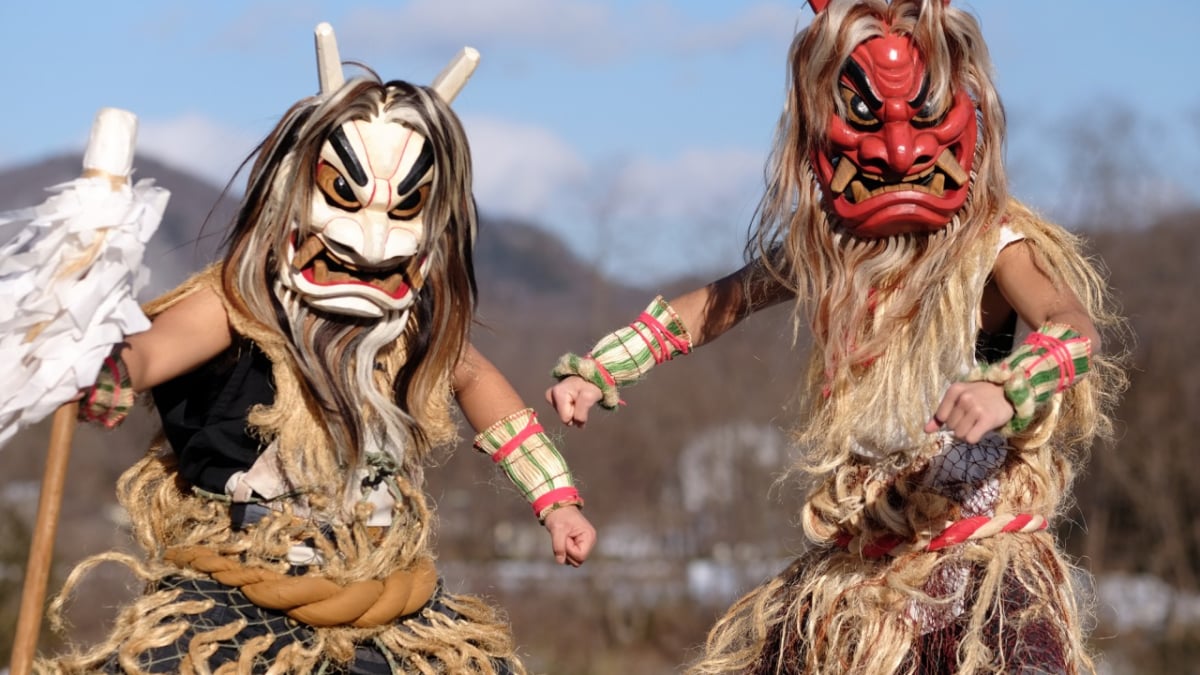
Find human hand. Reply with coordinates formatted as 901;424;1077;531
924;381;1013;443
545;376;603;428
542;506;596;567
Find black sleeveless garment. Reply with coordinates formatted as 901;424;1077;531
151;340;276;494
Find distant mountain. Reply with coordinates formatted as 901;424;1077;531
0;153;644;305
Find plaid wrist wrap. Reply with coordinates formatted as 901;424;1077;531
967;323;1091;434
79;349;135;428
551;295;693;410
473;408;582;521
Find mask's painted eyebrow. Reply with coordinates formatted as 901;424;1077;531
329;126;369;187
842;59;882;110
394;141;434;199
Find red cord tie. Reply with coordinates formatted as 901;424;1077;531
490;421;544;464
836;513;1048;558
531;487;582;518
630;311;690;365
1024;331;1084;392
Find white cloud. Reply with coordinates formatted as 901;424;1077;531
129;109;767;283
613;148;764;225
598;147;766;279
135;114;262;189
462;115;590;220
669;3;801;53
464;113;764;230
462;113;767;281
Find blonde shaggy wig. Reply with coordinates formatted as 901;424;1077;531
749;0;1010;468
691;1;1126;673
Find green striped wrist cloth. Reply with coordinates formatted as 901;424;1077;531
967;323;1091;434
551;296;693;410
79;348;135;429
473;408;583;521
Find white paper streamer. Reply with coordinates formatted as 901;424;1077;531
0;171;169;448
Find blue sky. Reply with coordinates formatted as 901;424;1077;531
3;1;1198;281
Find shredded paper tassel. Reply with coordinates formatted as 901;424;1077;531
0;109;169;448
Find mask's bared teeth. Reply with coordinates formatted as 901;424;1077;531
831;156;858;194
929;173;946;197
379;271;407;294
293;235;325;269
935;149;969;187
313;258;330;283
851;180;870;203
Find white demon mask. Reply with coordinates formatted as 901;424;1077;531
278;23;478;319
281;115;435;318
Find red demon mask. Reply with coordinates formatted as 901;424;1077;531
812;24;976;238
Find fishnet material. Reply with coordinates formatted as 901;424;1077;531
689;425;1093;675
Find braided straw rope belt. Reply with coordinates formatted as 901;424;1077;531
164;546;438;627
836;513;1048;559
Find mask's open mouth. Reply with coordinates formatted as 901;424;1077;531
830;148;969;205
291;234;416;299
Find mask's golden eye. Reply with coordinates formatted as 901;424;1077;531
390;183;430;220
840;85;879;129
316;162;361;211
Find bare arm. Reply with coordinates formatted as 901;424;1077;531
452;343;527;431
929;240;1099;442
120;287;233;392
454;343;596;566
666;259;794;348
992;240;1100;351
546;260;794;427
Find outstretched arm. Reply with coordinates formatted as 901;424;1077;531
455;345;596;566
79;286;232;427
547;260;793;427
120;286;233;392
991;240;1099;349
673;258;796;348
927;240;1098;442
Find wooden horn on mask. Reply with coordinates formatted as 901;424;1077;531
314;22;345;94
431;47;481;104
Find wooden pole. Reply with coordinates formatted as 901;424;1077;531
6;107;141;674
9;402;79;675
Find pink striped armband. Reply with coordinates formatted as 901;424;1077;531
473;408;584;521
966;323;1091;434
78;348;136;429
551;296;693;410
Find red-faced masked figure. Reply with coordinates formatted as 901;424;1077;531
813;28;977;237
684;1;1121;673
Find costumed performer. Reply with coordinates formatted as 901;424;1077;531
547;1;1123;673
43;23;594;675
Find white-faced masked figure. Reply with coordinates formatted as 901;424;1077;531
43;27;538;675
281;106;440;318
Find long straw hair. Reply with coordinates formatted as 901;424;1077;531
692;4;1126;670
220;73;477;477
748;0;1009;468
